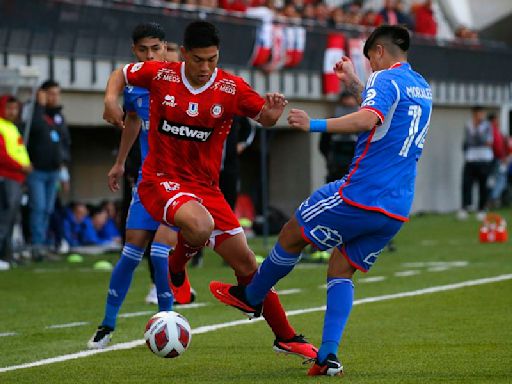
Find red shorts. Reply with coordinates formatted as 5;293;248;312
138;178;243;248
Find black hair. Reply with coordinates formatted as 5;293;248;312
6;95;18;103
472;106;484;113
132;22;166;44
363;24;410;59
183;21;220;50
40;79;59;90
487;112;496;120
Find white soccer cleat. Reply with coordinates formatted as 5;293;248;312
145;284;158;305
87;326;114;349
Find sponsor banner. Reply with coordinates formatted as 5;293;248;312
323;32;345;95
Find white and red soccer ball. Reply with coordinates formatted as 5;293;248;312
144;311;191;358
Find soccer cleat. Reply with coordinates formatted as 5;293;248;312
145;284;158;305
307;353;343;376
170;270;196;305
209;281;262;319
87;325;114;349
273;334;318;360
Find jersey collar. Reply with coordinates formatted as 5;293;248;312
389;61;410;69
181;62;218;95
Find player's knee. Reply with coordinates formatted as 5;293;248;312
278;218;308;253
183;215;214;244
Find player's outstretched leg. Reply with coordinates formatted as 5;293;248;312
87;243;144;349
211;230;317;359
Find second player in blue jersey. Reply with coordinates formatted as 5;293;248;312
210;25;433;376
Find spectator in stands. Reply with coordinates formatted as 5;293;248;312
343;2;362;26
319;92;358;182
361;9;380;27
455;25;479;43
315;2;330;27
376;0;413;29
26;80;71;261
301;2;316;22
219;0;249;12
281;1;301;20
488;113;510;208
413;0;437;36
330;7;345;28
458;106;494;220
0;95;31;268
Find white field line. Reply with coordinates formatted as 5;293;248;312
276;289;302;295
46;322;89;329
1;273;511;373
394;270;421;277
0;333;17;337
358;276;386;283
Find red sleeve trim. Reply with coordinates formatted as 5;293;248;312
360;106;384;124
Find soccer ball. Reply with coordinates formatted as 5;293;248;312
144;311;192;358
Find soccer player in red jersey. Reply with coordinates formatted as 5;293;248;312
102;21;317;359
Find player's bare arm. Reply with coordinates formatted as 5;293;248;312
103;67;127;129
107;112;142;192
256;93;288;127
288;108;379;134
334;57;364;104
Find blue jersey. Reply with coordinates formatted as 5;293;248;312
339;62;432;221
123;85;150;173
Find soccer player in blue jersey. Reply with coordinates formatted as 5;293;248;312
210;25;433;376
88;23;186;349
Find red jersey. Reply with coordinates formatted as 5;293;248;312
124;61;265;188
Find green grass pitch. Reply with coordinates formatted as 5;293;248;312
0;212;511;383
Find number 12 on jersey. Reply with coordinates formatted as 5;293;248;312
399;104;430;157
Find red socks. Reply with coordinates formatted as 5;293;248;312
236;272;295;340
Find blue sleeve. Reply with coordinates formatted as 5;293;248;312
81;218;104;245
98;219;120;242
63;218;79;247
123;87;135;112
360;71;399;124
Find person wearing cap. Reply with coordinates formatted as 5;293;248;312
209;25;433;376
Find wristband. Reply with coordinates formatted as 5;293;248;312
310;119;327;132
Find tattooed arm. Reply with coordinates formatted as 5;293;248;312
333;57;364;104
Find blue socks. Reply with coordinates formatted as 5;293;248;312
102;243;144;329
150;242;174;312
245;242;301;305
317;278;354;363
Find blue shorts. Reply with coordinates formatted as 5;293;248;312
296;180;403;272
126;184;160;231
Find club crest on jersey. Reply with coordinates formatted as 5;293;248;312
210;104;224;118
130;62;143;73
186;102;199;117
162;95;177;108
137;98;143;107
160;181;180;192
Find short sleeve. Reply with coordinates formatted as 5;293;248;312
360;70;398;124
123;61;163;90
233;77;265;119
123;87;135;112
